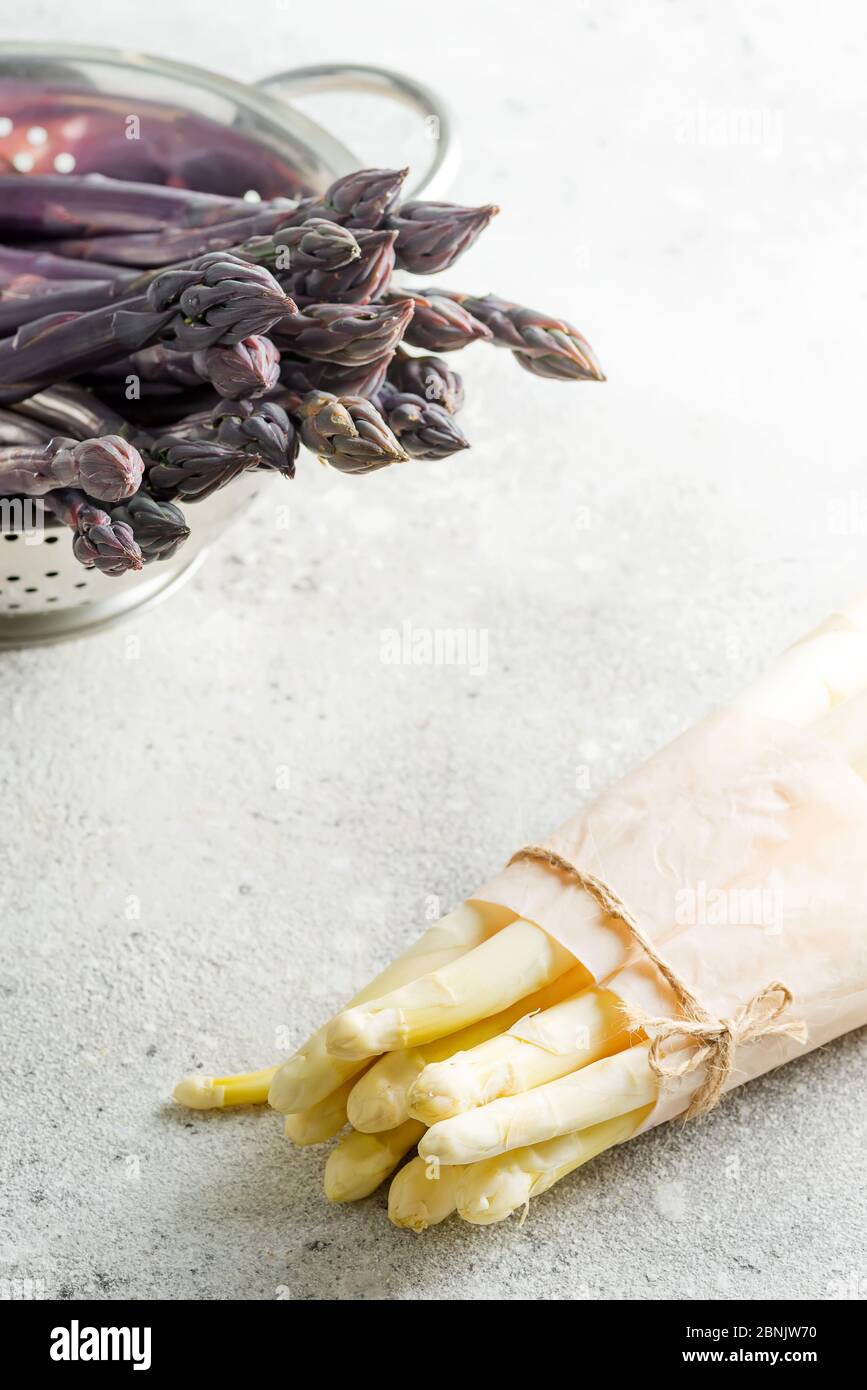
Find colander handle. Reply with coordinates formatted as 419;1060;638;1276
255;63;459;201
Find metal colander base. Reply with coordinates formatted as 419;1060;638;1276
0;475;266;649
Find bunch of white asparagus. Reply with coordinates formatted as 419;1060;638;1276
174;592;867;1228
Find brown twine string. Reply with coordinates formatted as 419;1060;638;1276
508;845;808;1119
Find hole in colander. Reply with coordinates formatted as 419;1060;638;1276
44;570;59;578
4;534;18;541
45;596;59;604
44;536;58;544
8;603;20;609
7;575;20;582
74;581;86;588
24;587;36;593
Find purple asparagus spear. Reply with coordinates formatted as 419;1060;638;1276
43;487;144;574
0;274;125;334
90;335;280;399
0;409;54;446
387;289;492;353
0;245;128;284
0;253;295;404
293;391;408;474
285;229;396;306
0;433;143;501
193;337;280;398
211;399;297;477
146;437;260;502
304;168;407;229
431;291;605;381
110;491;190;563
278;352;393;401
374;384;469;460
387;348;465;413
0;173;255;237
0;220;361;334
13;383;135;442
165;398;297;478
270;299;414;366
37;210;361;276
388;201;499;275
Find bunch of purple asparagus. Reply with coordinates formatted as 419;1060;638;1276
0;167;604;578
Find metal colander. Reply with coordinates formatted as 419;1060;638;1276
0;43;455;647
0;475;266;647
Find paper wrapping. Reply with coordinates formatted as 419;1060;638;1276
474;708;867;1131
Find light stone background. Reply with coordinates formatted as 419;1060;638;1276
1;0;865;1302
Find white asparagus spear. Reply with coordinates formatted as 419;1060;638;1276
173;1065;278;1109
348;1051;423;1135
404;690;867;1134
456;1106;652;1225
348;965;590;1133
326;918;579;1061
283;1076;358;1146
323;1120;425;1202
419;1043;656;1166
408;985;630;1125
412;691;867;1171
324;605;867;1080
733;590;867;725
269;900;514;1114
388;1156;465;1231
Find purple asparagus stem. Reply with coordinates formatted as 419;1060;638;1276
431;291;605;381
146;437;259;502
211;398;297;477
304;168;407;229
388;289;492;353
39;211;361;276
162;398;297;477
0;253;295;404
89;335;280;399
294;391;408;474
270;299;414;366
110;491;190;563
193;336;280;398
0;433;143;501
39;205;304;269
13;383;136;442
0;244;128;284
285;229;396;306
0;409;54;446
0;173;254;237
374;385;469;460
0;274;125;335
387;348;465;413
0;221;361;333
278;352;393;401
388;201;499;275
43;487;144;575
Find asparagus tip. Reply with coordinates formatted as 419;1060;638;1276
325;1006;405;1060
457;1167;531;1225
346;1088;404;1135
266;1061;305;1114
406;1060;477;1124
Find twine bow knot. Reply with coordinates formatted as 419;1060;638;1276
508;845;808;1119
628;980;808;1118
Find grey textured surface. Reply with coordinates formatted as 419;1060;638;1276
1;0;865;1302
